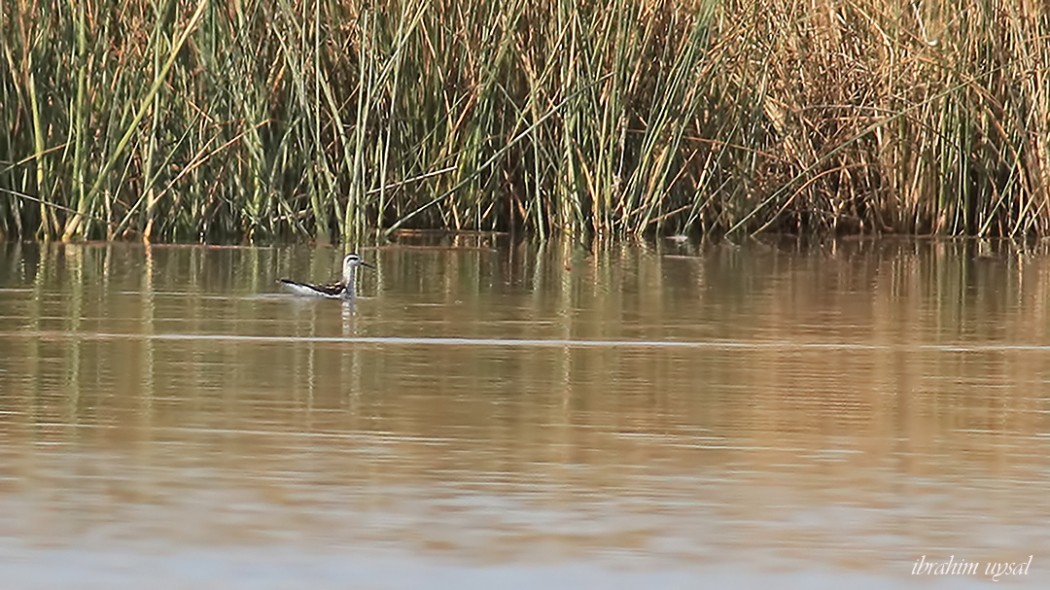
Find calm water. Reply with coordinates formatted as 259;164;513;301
0;238;1048;589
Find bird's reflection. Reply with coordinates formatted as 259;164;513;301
341;300;358;335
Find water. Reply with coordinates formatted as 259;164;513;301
0;238;1047;588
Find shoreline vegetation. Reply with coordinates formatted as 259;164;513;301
1;0;1048;243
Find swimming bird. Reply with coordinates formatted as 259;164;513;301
278;253;374;300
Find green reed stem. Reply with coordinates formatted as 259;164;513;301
68;0;207;241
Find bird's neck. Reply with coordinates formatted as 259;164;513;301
342;267;357;298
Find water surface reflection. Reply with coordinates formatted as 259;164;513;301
0;240;1047;588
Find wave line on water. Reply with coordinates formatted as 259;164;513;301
6;330;1050;352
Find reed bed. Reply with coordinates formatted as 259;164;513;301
1;0;1047;242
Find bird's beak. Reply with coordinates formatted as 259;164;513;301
361;260;375;269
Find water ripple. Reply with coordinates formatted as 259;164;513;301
5;330;1050;352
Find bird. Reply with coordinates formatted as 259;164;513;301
278;253;374;300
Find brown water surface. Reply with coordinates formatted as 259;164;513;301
0;239;1047;588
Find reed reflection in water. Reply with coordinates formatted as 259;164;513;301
0;239;1048;589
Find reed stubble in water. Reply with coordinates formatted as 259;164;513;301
1;0;1047;242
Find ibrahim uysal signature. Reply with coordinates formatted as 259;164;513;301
912;555;1033;582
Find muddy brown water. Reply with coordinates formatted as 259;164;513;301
0;239;1047;589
